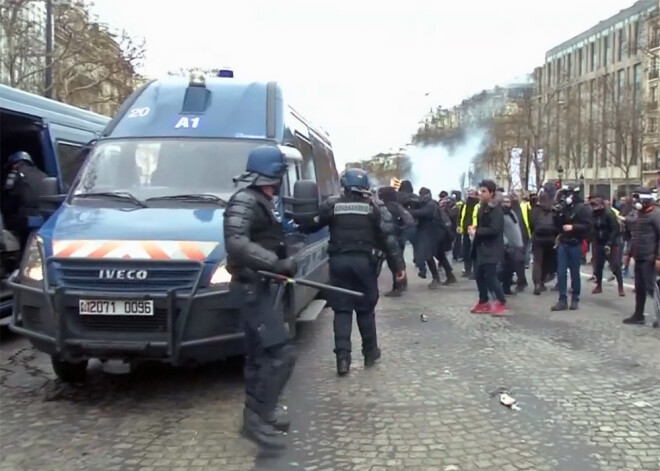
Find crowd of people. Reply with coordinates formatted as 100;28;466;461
376;178;660;328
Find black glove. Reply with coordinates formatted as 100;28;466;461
274;257;298;277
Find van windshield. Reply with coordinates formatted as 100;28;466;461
70;138;264;202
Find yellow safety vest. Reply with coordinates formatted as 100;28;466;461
458;202;480;233
472;203;480;226
520;201;532;238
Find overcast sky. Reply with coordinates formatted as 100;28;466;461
91;0;638;167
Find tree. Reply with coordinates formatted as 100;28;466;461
0;0;145;115
596;74;646;182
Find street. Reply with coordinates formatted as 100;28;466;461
1;263;659;471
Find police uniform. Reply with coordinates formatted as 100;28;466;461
223;145;298;450
306;169;404;375
2;151;49;246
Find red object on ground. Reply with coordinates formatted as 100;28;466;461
470;302;491;314
491;302;509;316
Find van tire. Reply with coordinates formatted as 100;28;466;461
51;355;88;383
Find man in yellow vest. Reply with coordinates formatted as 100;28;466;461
458;189;480;278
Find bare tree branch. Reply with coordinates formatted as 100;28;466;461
0;0;145;114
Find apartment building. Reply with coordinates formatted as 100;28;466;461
535;0;660;197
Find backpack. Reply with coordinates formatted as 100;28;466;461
534;210;555;236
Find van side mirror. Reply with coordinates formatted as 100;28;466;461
278;145;303;161
38;177;66;207
282;179;320;224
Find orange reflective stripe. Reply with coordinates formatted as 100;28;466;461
177;241;207;261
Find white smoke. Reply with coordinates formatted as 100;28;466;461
406;128;489;194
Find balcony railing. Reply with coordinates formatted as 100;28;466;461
650;69;660;80
642;161;659;172
647;101;659;111
651;37;660;49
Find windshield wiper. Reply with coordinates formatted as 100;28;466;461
73;191;148;208
146;194;227;206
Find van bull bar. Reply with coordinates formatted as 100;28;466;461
8;256;244;365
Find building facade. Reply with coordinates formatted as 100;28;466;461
535;0;660;197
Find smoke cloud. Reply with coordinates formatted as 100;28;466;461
407;128;488;194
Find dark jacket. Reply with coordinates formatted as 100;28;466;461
592;208;621;246
530;194;557;246
554;201;593;244
409;193;439;261
471;198;504;266
626;206;660;261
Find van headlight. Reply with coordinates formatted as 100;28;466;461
209;263;232;285
21;235;44;282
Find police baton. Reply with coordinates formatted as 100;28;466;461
258;271;364;298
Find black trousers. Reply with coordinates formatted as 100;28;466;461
462;235;473;273
452;233;462;260
634;259;656;317
532;242;556;285
476;263;506;304
592;241;623;289
329;253;379;355
436;247;453;276
238;281;297;420
500;249;526;292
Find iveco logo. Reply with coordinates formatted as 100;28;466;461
98;269;148;280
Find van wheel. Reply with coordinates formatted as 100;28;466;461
51;355;88;383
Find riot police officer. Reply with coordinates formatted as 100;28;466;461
303;169;404;376
2;151;49;247
224;145;298;450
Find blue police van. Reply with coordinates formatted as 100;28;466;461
8;71;340;381
1;84;110;323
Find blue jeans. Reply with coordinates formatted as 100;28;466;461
557;243;582;303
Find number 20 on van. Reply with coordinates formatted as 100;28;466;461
175;117;200;129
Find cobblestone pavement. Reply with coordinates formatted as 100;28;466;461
1;261;659;471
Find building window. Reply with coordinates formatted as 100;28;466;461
618;69;625;103
618;29;624;61
650;118;658;134
652;85;658;103
603;35;609;67
567;54;572;78
590;42;596;71
578;48;583;76
635;21;641;53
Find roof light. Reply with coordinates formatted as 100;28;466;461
218;68;233;78
189;70;205;86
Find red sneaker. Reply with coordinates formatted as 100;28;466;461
491;302;509;316
470;302;491;314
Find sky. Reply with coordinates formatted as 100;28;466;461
90;0;640;168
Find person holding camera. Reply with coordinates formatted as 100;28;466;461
623;188;660;325
551;185;593;311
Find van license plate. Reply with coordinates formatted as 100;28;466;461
79;299;154;316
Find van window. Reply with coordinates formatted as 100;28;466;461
295;135;316;182
56;141;84;187
311;135;338;197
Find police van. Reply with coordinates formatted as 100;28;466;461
1;85;110;323
8;71;340;381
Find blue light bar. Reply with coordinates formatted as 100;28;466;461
218;69;234;78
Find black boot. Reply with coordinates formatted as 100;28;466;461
364;347;381;367
336;353;350;376
533;284;542;295
265;405;290;432
384;282;403;297
443;272;457;285
428;278;441;290
569;299;579;310
551;301;568;311
242;408;287;450
623;314;645;325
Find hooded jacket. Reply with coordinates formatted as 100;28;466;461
471;193;504;265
